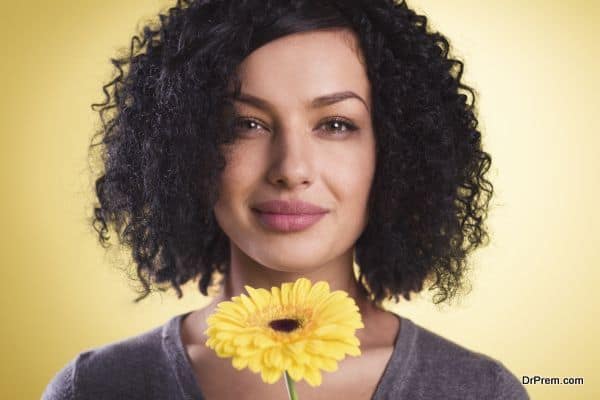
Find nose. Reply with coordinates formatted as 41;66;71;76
266;124;315;190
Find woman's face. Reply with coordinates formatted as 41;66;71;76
214;28;376;273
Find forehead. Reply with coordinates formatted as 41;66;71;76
235;28;371;108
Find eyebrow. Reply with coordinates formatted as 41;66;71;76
228;90;370;113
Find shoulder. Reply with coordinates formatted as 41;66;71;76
396;318;529;399
41;357;76;400
41;323;171;400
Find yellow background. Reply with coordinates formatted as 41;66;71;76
1;0;598;398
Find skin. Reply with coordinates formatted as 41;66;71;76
181;28;401;399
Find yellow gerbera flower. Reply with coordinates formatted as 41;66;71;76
204;277;364;387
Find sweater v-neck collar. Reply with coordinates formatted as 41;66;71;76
162;309;417;400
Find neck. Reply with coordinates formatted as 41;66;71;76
206;242;376;315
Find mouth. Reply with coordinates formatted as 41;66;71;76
251;209;328;233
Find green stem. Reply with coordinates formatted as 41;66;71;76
283;370;299;400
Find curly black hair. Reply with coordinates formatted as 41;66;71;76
89;0;493;307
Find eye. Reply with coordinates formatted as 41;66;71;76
319;117;359;135
231;116;359;136
232;117;267;133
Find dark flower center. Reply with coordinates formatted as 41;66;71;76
269;318;300;332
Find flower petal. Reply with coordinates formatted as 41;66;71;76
313;324;355;339
270;287;281;307
305;339;327;354
253;334;277;349
287;362;305;381
304;365;323;387
232;356;249;370
281;282;293;307
285;341;310;364
233;334;253;346
312;356;339;372
247;351;263;373
236;345;259;357
292;278;311;304
238;294;257;313
245;286;271;310
216;301;248;318
263;346;284;368
306;281;330;304
261;367;282;384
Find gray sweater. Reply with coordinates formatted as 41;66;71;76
41;311;529;399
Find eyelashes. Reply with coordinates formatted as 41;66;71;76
320;117;359;134
230;115;359;137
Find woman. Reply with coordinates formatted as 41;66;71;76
43;0;528;399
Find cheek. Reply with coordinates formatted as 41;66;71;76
214;145;270;237
214;154;256;238
330;135;375;187
325;143;376;213
336;165;374;209
217;145;264;200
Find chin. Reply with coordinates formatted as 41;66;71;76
252;249;329;272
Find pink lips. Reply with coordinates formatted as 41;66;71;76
252;199;329;232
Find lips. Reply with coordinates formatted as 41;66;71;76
252;199;329;215
251;199;329;232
